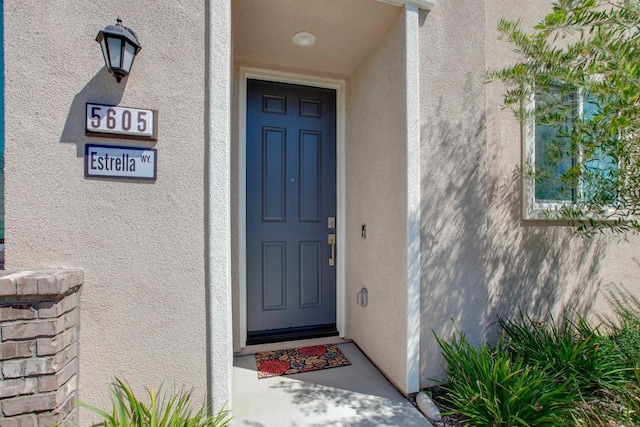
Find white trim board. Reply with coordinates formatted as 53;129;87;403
238;67;347;348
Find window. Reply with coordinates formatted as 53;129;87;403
523;86;617;219
533;89;577;203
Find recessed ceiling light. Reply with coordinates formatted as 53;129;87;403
292;32;316;47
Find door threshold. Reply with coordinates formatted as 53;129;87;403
247;323;338;346
236;337;351;356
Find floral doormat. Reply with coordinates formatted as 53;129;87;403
255;344;351;379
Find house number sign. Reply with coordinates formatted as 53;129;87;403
86;103;158;141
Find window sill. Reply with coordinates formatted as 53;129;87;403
524;201;571;221
524;201;623;223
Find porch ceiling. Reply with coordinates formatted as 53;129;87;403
232;0;401;77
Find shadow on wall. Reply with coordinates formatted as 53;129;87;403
420;74;606;385
59;67;126;157
485;165;605;336
420;75;489;386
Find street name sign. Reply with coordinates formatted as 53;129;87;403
85;144;157;180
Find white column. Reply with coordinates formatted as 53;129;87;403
207;0;233;413
404;2;421;394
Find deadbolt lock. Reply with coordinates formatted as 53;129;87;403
328;216;336;229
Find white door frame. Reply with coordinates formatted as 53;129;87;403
238;67;346;348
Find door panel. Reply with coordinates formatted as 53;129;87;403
299;241;322;308
299;131;322;222
262;241;286;310
246;79;336;342
262;127;286;221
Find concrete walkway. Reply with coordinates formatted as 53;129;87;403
232;342;432;426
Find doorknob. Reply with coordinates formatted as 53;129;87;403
328;234;336;266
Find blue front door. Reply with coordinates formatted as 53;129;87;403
246;79;337;344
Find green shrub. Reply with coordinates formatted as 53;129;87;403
79;378;231;427
606;290;640;370
499;313;628;394
436;332;572;426
612;322;640;368
436;307;640;426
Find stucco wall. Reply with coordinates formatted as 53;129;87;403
418;1;489;386
4;0;208;421
418;0;640;387
484;0;640;330
346;11;410;392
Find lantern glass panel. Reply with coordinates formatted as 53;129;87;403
123;42;136;73
107;37;122;69
100;38;109;69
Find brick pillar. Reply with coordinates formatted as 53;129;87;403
0;270;83;427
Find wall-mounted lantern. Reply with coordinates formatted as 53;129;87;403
96;18;142;83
